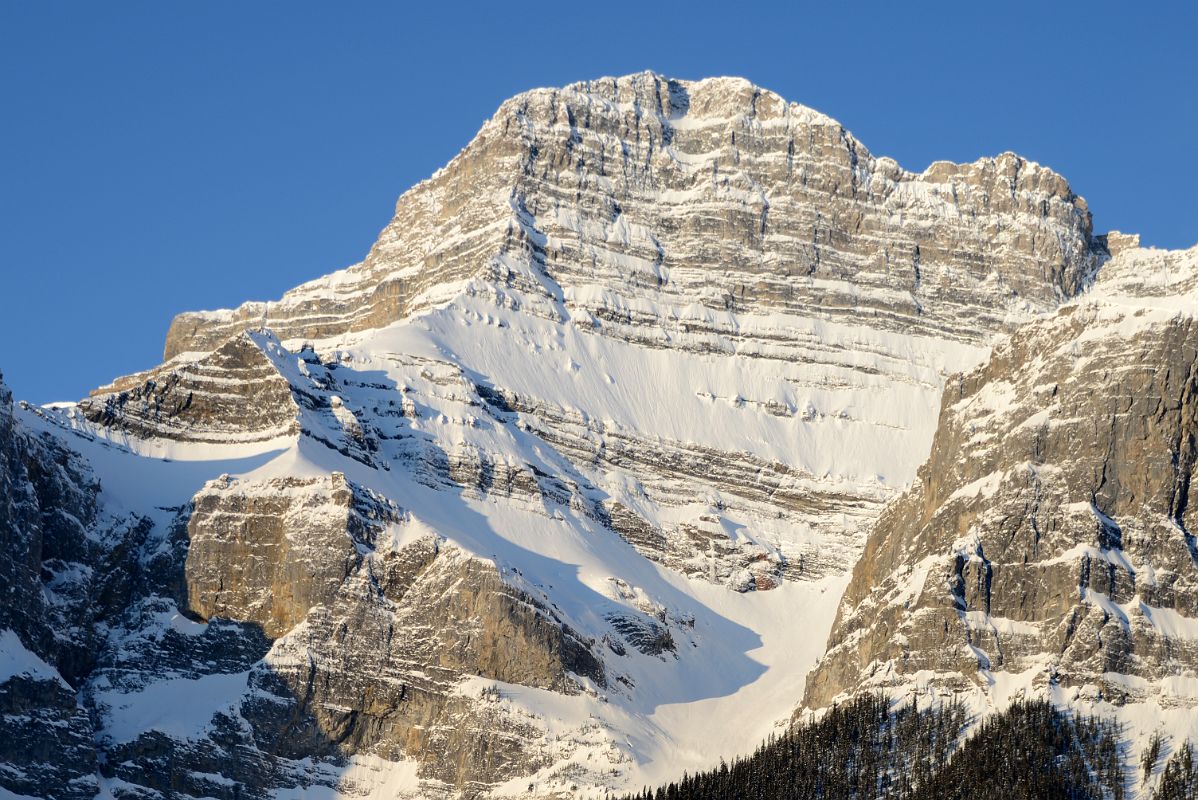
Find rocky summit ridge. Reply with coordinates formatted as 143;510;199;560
163;72;1098;362
0;71;1193;799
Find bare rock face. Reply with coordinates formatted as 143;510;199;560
185;473;398;637
804;245;1198;714
164;73;1098;361
180;472;605;791
261;544;607;790
79;332;300;444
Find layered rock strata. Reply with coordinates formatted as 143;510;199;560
4;72;1188;800
805;245;1198;721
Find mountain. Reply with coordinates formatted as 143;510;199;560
0;71;1190;799
803;241;1198;769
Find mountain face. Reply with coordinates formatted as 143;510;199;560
803;242;1198;756
138;71;1099;590
162;73;1096;362
0;71;1191;799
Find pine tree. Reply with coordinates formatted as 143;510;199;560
616;697;1123;800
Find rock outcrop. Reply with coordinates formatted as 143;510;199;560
804;245;1198;736
0;373;152;800
164;74;1098;361
90;472;610;797
79;332;300;445
184;473;401;637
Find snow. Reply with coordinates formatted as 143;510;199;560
962;611;1039;638
150;609;210;636
0;789;44;800
1083;590;1198;643
17;403;289;516
945;470;1004;504
18;316;862;793
8;260;989;794
1064;243;1198;340
364;289;985;491
74;321;856;793
95;670;251;745
273;755;422;800
0;629;67;687
470;574;849;796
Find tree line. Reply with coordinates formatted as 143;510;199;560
614;695;1183;800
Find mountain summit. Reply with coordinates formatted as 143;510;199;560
1;73;1194;799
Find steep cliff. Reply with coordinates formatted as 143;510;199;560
803;243;1198;792
0;373;152;800
164;74;1097;360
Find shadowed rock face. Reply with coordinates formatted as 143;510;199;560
0;376;95;800
804;245;1198;711
163;72;1098;362
0;374;150;800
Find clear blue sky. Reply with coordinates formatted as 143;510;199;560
2;1;1195;403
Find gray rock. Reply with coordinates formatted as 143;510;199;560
804;244;1198;713
164;74;1098;361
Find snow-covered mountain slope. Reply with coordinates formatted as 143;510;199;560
803;242;1198;795
140;71;1101;590
8;345;849;798
0;71;1176;800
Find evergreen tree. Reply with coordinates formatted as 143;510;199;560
1155;744;1198;800
617;697;1125;800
